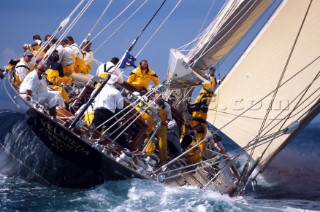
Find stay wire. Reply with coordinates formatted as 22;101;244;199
93;0;147;54
136;0;182;57
246;0;313;162
127;0;168;52
84;0;113;42
0;142;53;186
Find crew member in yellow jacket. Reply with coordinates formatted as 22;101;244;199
185;67;217;163
127;60;160;91
46;54;73;104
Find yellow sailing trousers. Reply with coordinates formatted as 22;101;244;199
50;85;70;104
145;125;167;163
63;64;74;76
157;125;167;163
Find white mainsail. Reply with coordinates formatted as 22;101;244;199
208;0;320;172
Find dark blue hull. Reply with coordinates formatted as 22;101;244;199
0;74;146;188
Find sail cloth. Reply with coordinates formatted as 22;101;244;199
166;0;272;89
188;0;272;78
209;0;320;172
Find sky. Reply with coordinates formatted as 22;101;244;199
0;0;318;123
0;0;224;78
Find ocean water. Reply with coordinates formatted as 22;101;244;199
0;124;319;211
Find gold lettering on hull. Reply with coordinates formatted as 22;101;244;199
39;118;90;155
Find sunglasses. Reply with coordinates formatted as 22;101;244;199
38;68;46;72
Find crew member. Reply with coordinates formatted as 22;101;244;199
184;67;217;163
145;92;172;163
96;57;123;87
14;51;33;85
127;60;160;91
19;63;58;119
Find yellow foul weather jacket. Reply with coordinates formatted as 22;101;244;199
127;67;160;90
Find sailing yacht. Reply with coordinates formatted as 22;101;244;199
0;0;319;196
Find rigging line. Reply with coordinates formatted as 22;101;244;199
207;124;246;166
252;93;316;178
205;57;320;167
158;150;226;176
105;100;145;137
188;0;258;67
249;91;320;182
212;55;320;127
156;133;218;172
287;93;320;120
193;0;274;70
97;85;159;131
177;0;218;51
211;81;320;121
198;0;218;40
93;0;148;54
175;87;194;108
203;156;242;190
109;89;164;142
215;55;319;158
59;0;95;40
89;0;138;50
160;158;222;181
177;30;204;51
43;0;95;63
209;93;320;145
252;68;320;174
247;0;313;162
178;36;201;52
215;0;279;71
181;0;235;52
159;155;221;175
203;171;223;190
198;0;275;70
241;131;285;154
253;75;320;137
94;58;102;66
96;97;140;130
177;23;213;51
293;94;320;122
227;92;320;161
84;0;113;42
101;86;162;139
135;0;182;58
127;0;168;52
67;0;88;20
188;0;237;60
0;142;53;186
110;105;150;143
37;0;87;61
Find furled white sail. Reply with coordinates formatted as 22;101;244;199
188;0;272;77
167;0;272;88
208;0;320;172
